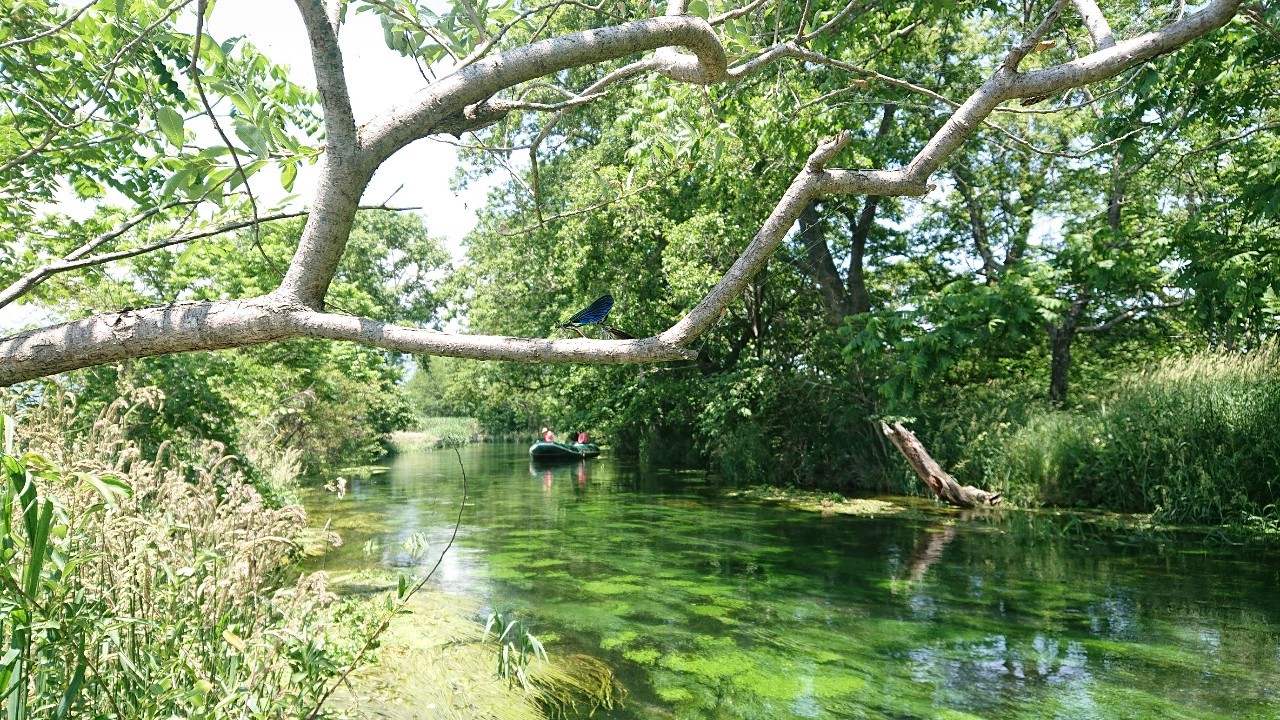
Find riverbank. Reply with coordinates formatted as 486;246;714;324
722;483;1280;544
322;585;621;720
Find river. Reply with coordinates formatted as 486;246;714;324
301;444;1280;720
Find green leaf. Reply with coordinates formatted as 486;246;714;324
687;0;709;19
157;107;185;147
160;167;193;199
234;122;270;158
281;161;298;192
52;659;86;720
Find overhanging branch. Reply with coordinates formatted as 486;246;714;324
0;0;1244;386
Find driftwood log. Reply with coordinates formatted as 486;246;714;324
880;422;1002;508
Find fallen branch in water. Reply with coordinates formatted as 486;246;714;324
881;421;1002;508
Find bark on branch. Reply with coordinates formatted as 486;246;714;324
0;302;693;385
881;422;1002;507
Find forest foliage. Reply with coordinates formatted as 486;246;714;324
1;0;1278;520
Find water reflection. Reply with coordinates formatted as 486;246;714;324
302;445;1280;720
529;459;591;491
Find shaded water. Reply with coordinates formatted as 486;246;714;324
302;445;1280;719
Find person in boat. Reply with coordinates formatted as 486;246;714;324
577;430;590;444
541;427;555;442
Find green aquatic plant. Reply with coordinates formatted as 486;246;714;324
724;485;909;516
484;612;549;691
302;444;1280;720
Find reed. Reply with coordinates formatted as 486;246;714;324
389;416;481;452
994;344;1280;526
0;388;378;720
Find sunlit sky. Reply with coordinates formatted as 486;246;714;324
211;0;495;245
0;0;493;331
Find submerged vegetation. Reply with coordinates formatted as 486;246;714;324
723;486;906;517
306;446;1280;720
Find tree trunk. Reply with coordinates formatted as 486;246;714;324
880;422;1001;507
1047;322;1076;408
796;201;852;326
1047;292;1088;407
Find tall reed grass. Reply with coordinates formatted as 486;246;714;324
389;416;481;452
992;345;1280;526
1;388;377;719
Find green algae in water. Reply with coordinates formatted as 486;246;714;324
302;445;1280;720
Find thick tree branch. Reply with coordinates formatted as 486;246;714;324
838;204;873;314
660;132;929;345
274;0;370;309
292;312;691;363
361;16;726;164
1073;0;1116;50
292;0;356;149
1011;0;1241;97
0;302;693;386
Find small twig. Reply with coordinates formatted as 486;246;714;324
795;0;814;41
497;171;676;236
490;91;607;113
1080;299;1184;333
799;0;867;43
1244;5;1280;46
710;0;770;25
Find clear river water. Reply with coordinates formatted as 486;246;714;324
300;444;1280;720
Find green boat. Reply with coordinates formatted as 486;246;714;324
528;441;600;460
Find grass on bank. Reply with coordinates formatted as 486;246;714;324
0;388;380;720
389;417;481;452
1;394;607;720
993;345;1280;528
729;346;1280;537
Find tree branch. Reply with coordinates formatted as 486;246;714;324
0;0;100;51
291;0;356;149
362;15;726;164
1010;0;1241;97
1072;0;1117;50
0;206;413;312
0;302;694;386
1079;300;1184;333
270;0;373;310
0;0;1243;385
